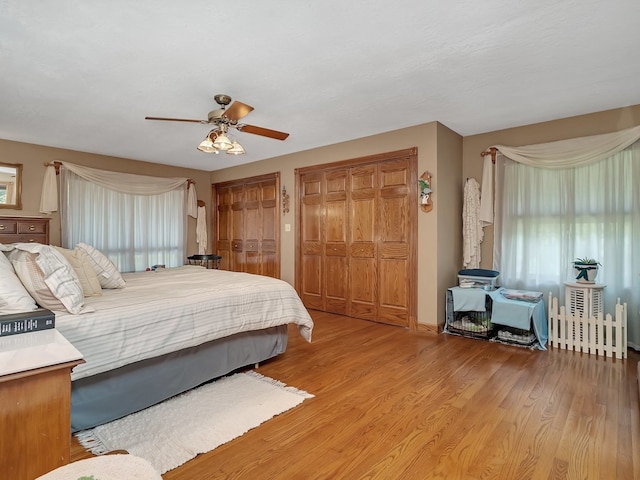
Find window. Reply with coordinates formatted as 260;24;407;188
60;169;187;272
496;141;640;348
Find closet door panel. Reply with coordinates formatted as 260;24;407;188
261;186;278;278
245;239;260;275
377;159;411;326
323;170;348;315
230;186;245;271
349;165;377;320
216;187;232;270
300;173;324;309
378;257;411;326
261;239;278;278
248;180;278;277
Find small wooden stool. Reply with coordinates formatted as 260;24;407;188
187;253;222;269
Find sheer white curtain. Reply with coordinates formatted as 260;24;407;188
494;141;640;349
59;168;188;272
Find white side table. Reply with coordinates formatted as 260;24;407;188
564;281;606;319
0;329;84;480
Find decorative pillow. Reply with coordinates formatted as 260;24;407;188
75;243;126;289
8;245;87;314
53;246;103;297
0;249;38;314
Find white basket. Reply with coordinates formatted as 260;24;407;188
458;274;499;288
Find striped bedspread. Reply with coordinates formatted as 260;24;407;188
54;266;314;381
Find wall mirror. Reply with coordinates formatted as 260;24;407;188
0;162;23;209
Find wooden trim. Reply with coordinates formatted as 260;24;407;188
416;322;443;334
295;147;418;175
214;172;279;189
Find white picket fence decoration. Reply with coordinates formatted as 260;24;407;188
547;293;627;359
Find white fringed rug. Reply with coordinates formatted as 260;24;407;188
75;371;314;474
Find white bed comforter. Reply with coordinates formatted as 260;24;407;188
54;266;313;381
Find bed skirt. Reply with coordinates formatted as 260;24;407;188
71;325;288;432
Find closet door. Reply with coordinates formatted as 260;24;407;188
216;186;232;271
213;174;280;278
230;185;246;271
349;164;378;321
296;148;417;328
324;170;349;315
377;159;413;326
260;181;278;278
300;170;349;314
300;172;324;310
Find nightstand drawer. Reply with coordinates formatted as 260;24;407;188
17;221;48;235
11;234;48;243
0;219;18;234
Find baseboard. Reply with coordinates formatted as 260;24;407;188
417;323;443;334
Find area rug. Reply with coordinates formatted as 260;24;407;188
75;371;314;474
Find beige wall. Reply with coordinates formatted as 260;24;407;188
0;139;212;254
210;121;463;328
4;103;638;329
435;124;463;328
462;104;640;270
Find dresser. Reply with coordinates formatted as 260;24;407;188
0;216;50;244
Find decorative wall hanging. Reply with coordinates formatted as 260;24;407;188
282;185;290;215
419;171;433;212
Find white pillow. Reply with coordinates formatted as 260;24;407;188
76;243;126;289
0;249;38;314
8;244;88;314
54;246;103;297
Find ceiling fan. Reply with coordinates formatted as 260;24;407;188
145;94;289;154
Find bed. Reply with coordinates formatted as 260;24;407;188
53;266;314;432
0;240;314;432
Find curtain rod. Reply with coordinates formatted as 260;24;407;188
43;161;62;174
480;147;497;164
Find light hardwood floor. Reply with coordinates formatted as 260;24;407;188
71;310;640;479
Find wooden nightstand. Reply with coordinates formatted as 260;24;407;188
0;329;84;480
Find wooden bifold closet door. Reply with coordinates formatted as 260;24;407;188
297;148;417;328
214;173;280;278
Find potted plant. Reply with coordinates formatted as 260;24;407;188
573;257;600;283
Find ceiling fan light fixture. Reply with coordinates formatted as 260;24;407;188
197;131;219;153
212;132;233;151
227;140;245;155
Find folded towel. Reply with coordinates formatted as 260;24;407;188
490;294;536;330
451;287;486;312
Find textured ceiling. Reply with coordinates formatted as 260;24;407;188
1;0;639;171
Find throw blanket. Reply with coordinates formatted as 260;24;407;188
463;178;483;268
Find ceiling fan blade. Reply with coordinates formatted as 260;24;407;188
223;101;254;122
238;124;289;140
145;116;208;124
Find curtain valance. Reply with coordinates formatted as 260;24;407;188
63;162;187;193
489;124;640;169
40;161;191;214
